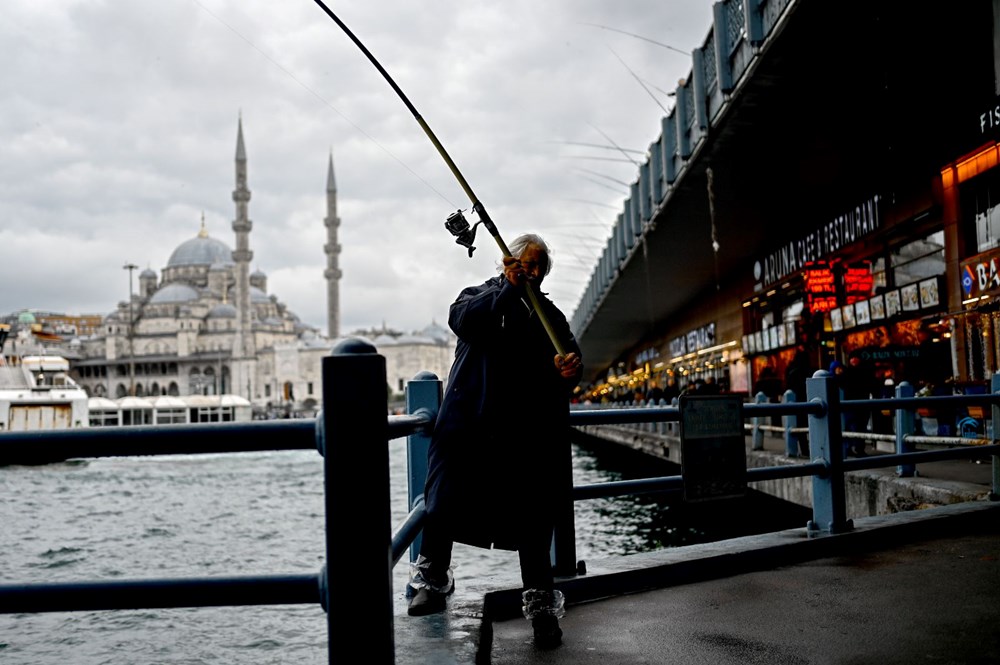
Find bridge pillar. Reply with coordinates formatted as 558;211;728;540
806;370;853;535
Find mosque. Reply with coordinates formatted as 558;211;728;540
65;117;455;416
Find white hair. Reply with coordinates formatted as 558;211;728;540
501;233;553;275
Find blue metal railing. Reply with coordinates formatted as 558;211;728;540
2;341;999;664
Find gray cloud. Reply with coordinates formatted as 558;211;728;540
1;0;711;336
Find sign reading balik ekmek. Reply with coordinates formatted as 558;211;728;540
680;395;747;502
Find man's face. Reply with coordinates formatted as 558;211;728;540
518;245;547;286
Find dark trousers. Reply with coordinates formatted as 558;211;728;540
419;513;554;591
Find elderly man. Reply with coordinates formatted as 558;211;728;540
407;233;582;650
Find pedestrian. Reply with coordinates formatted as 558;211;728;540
407;233;582;651
842;355;871;456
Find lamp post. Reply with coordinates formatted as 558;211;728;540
123;262;138;397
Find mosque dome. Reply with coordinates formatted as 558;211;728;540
167;226;234;268
251;268;267;279
17;311;36;324
421;321;451;343
207;303;238;319
149;282;200;304
140;268;157;279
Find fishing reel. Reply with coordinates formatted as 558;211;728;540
445;209;482;258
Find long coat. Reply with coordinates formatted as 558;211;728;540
423;275;581;551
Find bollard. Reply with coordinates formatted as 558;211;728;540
805;370;852;535
752;392;766;451
320;339;393;664
782;389;798;457
895;382;916;478
405;371;442;570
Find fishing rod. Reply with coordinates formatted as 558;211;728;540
309;0;568;356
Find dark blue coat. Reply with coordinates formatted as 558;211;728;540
423;275;581;550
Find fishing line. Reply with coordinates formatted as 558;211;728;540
190;0;456;208
606;44;671;116
586;122;640;167
578;22;691;56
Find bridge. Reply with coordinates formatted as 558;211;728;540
567;0;1000;398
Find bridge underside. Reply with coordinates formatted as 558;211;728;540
576;1;997;385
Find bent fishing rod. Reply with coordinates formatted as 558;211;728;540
310;0;569;357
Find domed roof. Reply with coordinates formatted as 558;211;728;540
251;268;267;279
167;225;234;268
421;321;451;343
373;334;397;346
207;303;238;319
17;311;36;324
251;286;270;303
149;282;200;304
140;268;157;279
227;285;271;304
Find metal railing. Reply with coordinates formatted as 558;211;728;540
2;341;999;664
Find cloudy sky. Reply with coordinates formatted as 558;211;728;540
2;0;714;337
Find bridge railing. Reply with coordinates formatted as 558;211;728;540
2;342;999;665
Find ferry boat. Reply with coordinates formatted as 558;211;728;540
0;351;90;431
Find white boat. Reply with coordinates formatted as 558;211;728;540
0;353;90;431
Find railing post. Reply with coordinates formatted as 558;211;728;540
806;370;852;535
782;389;798;457
895;382;916;478
405;371;442;565
752;391;766;450
320;339;393;664
991;374;1000;501
552;422;578;577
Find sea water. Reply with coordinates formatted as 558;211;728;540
0;438;809;664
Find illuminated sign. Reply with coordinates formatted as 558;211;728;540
979;95;1000;137
843;262;874;304
669;323;716;358
961;247;1000;298
753;194;882;287
804;263;837;313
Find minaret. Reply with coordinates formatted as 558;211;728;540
324;151;342;339
231;114;256;399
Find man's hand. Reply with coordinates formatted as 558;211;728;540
554;352;582;379
503;256;527;287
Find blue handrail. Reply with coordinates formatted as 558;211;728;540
2;347;999;665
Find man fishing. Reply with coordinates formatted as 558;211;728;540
407;233;582;650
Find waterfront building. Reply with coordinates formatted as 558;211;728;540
569;1;1000;443
6;117;456;417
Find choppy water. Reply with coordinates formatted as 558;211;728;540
0;438;809;664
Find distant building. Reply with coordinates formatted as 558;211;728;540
7;117;456;417
356;322;456;397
